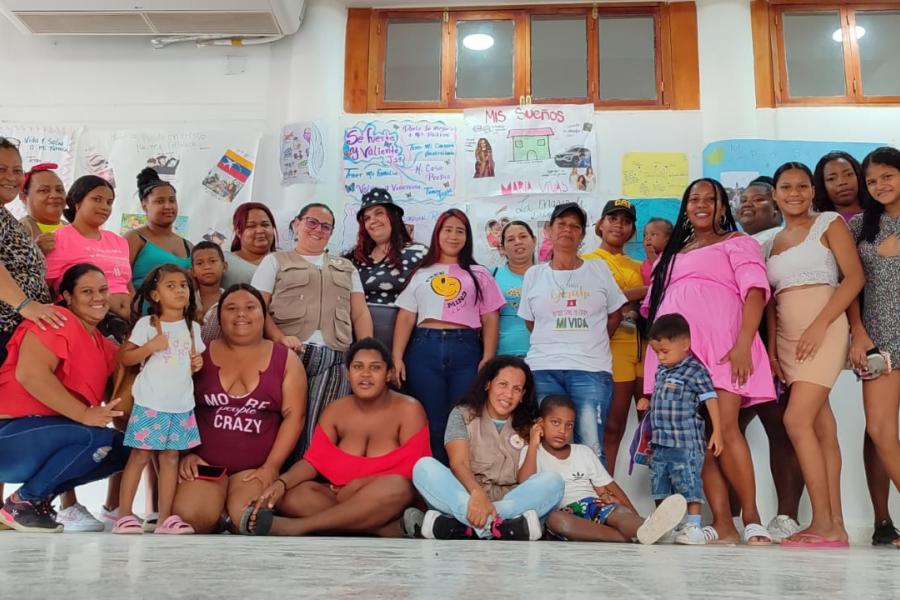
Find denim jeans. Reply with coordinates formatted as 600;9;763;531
0;416;130;501
412;457;564;539
533;369;614;465
404;328;482;465
649;444;705;503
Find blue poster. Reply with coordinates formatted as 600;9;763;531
702;138;884;182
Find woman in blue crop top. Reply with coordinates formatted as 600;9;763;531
493;221;535;358
765;162;864;548
124;168;192;290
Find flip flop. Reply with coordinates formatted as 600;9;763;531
744;522;774;546
782;533;849;549
637;494;687;545
154;515;195;535
239;505;273;536
112;515;144;534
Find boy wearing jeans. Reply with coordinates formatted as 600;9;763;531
637;313;723;545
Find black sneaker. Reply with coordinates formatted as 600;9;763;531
872;519;900;546
421;510;474;540
401;507;425;538
0;493;63;533
490;510;542;541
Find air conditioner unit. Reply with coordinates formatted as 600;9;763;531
0;1;305;40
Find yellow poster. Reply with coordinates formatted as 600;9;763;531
621;152;689;198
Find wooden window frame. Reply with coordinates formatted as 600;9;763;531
345;3;700;113
756;0;900;106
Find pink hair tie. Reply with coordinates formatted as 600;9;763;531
20;162;59;197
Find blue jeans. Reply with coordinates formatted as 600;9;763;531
412;457;564;539
649;445;705;503
0;417;130;501
533;370;613;465
404;328;482;465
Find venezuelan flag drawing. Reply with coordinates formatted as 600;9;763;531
216;150;254;183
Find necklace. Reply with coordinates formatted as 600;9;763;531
549;263;577;297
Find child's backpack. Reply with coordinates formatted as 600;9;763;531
627;411;653;475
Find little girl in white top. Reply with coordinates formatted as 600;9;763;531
113;264;206;535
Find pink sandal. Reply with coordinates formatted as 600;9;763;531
154;515;195;535
112;515;144;534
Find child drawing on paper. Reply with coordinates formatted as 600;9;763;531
474;138;495;179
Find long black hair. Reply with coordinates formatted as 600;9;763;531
414;208;484;302
64;175;115;223
859;147;900;244
773;161;814;188
647;178;737;324
813;151;865;213
455;355;538;438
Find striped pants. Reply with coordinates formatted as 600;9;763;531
289;343;349;464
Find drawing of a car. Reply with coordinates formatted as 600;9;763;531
554;146;591;168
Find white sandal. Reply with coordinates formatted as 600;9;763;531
743;522;773;545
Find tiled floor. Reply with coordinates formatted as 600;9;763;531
0;534;897;599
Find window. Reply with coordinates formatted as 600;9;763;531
344;4;701;112
762;2;900;105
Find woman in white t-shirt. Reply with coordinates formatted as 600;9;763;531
393;208;506;465
251;202;373;461
518;202;626;466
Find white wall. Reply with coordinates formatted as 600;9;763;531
2;0;897;538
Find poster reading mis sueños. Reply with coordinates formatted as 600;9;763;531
341;120;457;203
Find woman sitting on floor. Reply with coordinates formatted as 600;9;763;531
243;337;430;537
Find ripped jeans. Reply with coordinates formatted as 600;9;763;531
0;416;129;501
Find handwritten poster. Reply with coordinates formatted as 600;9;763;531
0;125;80;219
470;194;601;267
621;152;689;198
105;129;260;243
281;121;324;185
342;120;456;203
463;105;598;197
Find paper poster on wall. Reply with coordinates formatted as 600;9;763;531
621;152;689;198
626;198;683;260
339;199;460;254
703;138;884;212
281;122;324;185
120;213;189;237
463;105;598;197
0;124;81;219
342;120;456;203
470;194;601;267
105;130;260;243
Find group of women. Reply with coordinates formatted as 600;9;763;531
0;134;898;547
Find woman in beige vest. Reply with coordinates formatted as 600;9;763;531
252;202;373;462
408;356;564;540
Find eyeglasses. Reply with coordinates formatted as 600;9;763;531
300;216;334;234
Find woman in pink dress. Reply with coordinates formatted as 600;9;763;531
642;178;776;545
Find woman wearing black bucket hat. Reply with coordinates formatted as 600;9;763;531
347;188;426;348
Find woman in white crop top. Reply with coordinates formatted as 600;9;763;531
764;162;864;548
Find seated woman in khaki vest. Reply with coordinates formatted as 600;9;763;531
251;202;373;462
241;337;430;536
408;356;565;540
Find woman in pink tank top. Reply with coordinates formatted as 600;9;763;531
172;285;307;533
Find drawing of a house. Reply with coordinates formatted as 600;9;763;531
507;128;553;161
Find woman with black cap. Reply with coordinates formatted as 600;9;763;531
347;188;426;348
125;168;192;290
518;202;627;467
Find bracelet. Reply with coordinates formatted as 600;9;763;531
14;298;32;313
276;477;289;491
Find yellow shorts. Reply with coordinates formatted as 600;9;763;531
610;332;645;383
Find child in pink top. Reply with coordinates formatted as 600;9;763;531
393;209;505;464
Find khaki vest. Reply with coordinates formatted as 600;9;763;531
268;251;355;351
464;407;524;502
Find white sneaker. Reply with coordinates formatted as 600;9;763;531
674;522;708;545
99;505;119;525
767;515;801;543
56;503;105;532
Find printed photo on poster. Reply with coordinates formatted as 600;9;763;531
121;213;189;237
203;149;255;202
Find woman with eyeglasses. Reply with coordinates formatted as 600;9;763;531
252;202;373;462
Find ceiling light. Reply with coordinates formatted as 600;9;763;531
833;26;865;42
463;33;494;51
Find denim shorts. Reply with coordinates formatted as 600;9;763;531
649;445;704;503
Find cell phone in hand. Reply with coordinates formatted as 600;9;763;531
195;465;227;481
